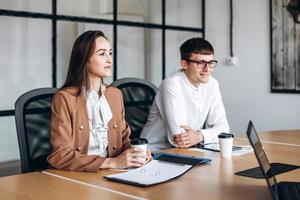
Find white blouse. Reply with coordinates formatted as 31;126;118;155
86;90;112;157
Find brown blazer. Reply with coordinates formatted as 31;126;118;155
47;86;131;172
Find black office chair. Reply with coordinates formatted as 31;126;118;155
111;78;158;139
15;88;57;173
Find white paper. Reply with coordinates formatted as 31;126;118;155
190;144;253;156
105;160;192;185
232;145;253;156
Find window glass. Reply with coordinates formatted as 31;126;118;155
118;0;161;24
166;0;203;28
0;116;19;162
0;0;51;13
58;0;113;19
0;17;52;110
117;27;162;86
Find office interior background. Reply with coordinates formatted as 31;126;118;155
0;0;300;165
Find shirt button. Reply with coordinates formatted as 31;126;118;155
113;124;117;129
113;145;117;150
76;147;82;151
79;125;84;130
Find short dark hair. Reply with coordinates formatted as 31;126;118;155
180;37;214;60
62;30;108;95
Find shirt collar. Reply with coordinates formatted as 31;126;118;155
86;90;101;103
178;69;201;91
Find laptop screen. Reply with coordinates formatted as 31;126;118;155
246;120;279;200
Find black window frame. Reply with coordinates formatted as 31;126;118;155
0;0;205;117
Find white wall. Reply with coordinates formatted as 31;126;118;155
206;0;300;135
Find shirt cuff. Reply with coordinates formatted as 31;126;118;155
198;129;219;144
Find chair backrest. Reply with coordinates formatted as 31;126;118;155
111;78;157;139
15;88;57;173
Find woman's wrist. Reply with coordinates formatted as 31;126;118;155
99;158;115;169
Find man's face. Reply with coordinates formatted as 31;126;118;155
181;53;215;86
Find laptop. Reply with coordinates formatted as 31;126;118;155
246;120;300;200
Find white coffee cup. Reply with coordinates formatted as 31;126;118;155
131;138;148;162
218;133;234;158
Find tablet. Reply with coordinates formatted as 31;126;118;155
197;143;244;152
152;152;211;166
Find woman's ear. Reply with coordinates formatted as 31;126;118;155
180;59;188;70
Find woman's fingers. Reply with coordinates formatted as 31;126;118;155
122;148;153;168
129;157;146;165
124;151;147;166
146;151;153;163
128;152;146;158
129;147;145;153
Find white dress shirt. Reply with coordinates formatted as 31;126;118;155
140;70;229;150
86;90;112;157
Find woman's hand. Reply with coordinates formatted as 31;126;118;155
146;150;152;163
100;147;149;169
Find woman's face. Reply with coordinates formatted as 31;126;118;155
86;36;112;79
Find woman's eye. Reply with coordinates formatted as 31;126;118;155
109;52;112;56
99;53;105;56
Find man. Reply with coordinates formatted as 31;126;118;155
140;37;229;150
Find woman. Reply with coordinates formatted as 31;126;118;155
47;30;151;172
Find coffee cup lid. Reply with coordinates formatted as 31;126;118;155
131;138;148;145
218;133;234;138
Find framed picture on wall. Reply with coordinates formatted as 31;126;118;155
271;0;300;93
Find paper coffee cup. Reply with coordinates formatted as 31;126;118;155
218;133;234;158
131;138;148;161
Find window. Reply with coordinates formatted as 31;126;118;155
0;0;205;160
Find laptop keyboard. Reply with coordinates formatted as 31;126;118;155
278;182;300;200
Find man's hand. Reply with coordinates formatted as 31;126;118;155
173;125;204;148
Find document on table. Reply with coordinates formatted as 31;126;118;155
232;145;253;156
191;143;253;156
105;160;192;187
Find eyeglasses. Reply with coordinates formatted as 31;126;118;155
185;58;218;69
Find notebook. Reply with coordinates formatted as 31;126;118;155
105;152;211;187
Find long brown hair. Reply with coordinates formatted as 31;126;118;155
61;30;108;95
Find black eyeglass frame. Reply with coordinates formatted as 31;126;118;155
184;58;218;69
